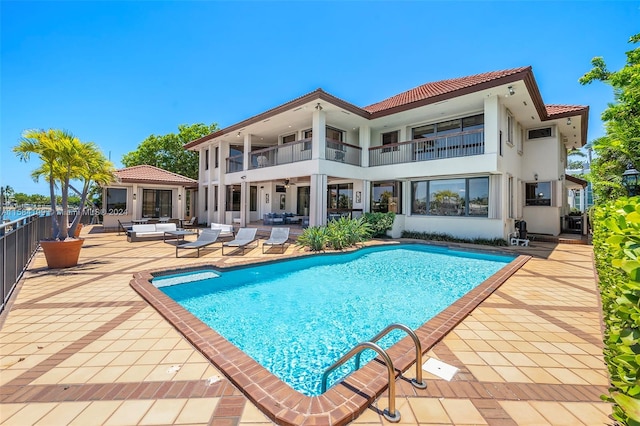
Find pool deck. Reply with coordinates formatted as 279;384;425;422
0;225;611;425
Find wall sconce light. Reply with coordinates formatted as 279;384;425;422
507;86;515;96
237;132;241;137
240;175;246;180
566;118;571;126
534;173;538;181
178;194;182;201
315;103;323;111
559;174;565;181
132;193;137;201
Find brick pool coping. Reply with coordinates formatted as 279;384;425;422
130;243;530;425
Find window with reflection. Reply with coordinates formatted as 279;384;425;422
327;183;352;209
226;185;241;211
106;188;127;212
142;189;172;218
525;182;551;206
411;177;489;217
371;181;402;213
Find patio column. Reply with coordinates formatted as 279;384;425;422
218;142;228;224
309;173;327;227
312;105;326;160
362;180;370;213
239;179;248;227
132;184;139;219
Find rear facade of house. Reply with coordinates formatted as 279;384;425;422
185;66;589;239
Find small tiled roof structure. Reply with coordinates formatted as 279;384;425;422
113;165;198;187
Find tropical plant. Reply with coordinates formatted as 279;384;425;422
13;129;115;240
296;226;327;251
363;212;396;237
592;196;640;425
401;230;508;247
580;33;640;203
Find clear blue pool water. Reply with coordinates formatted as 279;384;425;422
157;244;513;396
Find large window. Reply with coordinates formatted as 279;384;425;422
106;188;127;212
142;189;172;218
525;182;551;206
250;186;257;211
506;111;514;146
371;181;402;213
282;133;296;144
226;185;241;211
382;131;399;153
411;177;489;217
328;183;353;209
412;114;484;139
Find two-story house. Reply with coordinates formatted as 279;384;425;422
185;66;588;239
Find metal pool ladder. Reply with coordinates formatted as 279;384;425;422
320;323;427;423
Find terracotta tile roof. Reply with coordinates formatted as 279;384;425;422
566;174;588;187
363;67;531;114
545;104;589;117
113;165;197;186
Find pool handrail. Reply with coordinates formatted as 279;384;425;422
354;323;427;389
320;341;400;423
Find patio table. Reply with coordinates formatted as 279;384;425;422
163;229;196;243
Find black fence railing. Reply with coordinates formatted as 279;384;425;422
1;212;90;314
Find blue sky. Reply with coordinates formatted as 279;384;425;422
1;1;638;195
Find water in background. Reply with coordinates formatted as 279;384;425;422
2;208;50;222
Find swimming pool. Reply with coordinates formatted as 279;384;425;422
155;244;514;396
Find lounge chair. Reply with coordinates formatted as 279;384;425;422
222;227;258;255
117;219;133;235
182;216;199;231
262;227;290;253
175;229;221;258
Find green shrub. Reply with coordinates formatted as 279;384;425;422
296;217;373;251
296;226;327;251
593;196;640;425
401;230;508;247
363;212;395;237
326;216;372;250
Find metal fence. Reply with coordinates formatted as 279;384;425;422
0;213;90;314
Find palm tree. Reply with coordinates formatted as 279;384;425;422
13;129;115;240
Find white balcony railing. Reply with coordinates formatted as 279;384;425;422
369;129;484;167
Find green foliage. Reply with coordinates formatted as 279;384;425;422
401;230;508;247
296;218;372;251
593;196;640;424
122;123;217;180
362;212;395;237
326;216;371;250
581;33;640;203
296;226;327;251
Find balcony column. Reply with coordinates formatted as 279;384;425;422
243;134;251;171
312;105;326;160
309;173;327;227
484;95;500;155
359;125;370;167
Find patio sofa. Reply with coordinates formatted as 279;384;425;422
127;223;177;242
210;223;235;239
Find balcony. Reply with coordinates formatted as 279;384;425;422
248;139;312;170
369;129;484;167
325;139;362;166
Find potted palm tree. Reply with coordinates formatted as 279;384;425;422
13;129;115;268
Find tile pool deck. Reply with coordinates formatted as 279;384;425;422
0;226;611;425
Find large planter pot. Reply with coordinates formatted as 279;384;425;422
40;238;84;269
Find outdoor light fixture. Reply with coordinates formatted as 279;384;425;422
508;86;515;96
566;118;572;125
315;103;323;111
534;173;538;181
132;193;137;200
178;194;182;201
237;132;241;137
